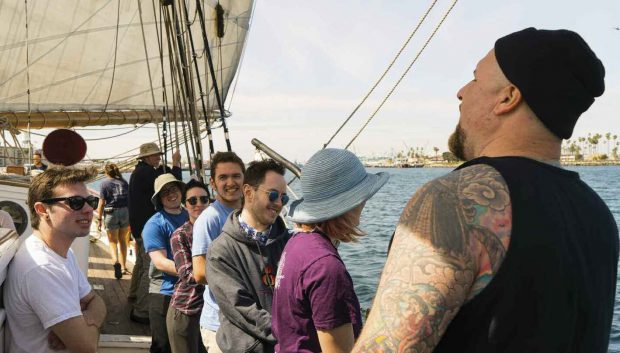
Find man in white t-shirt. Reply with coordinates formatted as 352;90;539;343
5;167;107;353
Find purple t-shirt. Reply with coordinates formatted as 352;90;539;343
272;231;362;353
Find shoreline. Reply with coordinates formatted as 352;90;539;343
366;160;620;169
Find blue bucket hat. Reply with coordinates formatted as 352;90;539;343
288;148;389;223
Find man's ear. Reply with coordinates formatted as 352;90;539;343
494;85;522;115
34;202;48;219
242;184;254;203
209;177;216;192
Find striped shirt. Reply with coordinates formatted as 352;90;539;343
170;221;205;315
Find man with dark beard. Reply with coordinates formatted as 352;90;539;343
206;159;291;353
352;28;618;353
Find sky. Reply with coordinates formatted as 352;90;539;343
25;0;620;164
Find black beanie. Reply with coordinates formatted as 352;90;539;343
494;28;605;139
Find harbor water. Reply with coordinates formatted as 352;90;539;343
97;165;620;350
337;166;620;352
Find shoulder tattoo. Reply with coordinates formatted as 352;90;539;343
353;164;511;352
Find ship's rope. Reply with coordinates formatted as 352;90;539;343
180;0;215;170
322;0;440;149
17;126;146;141
150;0;166;148
179;0;203;177
24;0;33;165
98;0;122;122
173;0;196;176
0;132;20;165
195;0;232;151
344;0;459;149
138;0;159;112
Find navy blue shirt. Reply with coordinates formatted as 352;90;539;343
99;178;129;208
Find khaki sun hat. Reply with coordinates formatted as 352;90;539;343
137;142;164;159
151;173;185;208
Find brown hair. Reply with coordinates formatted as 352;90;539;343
296;208;365;243
210;151;245;180
104;163;125;181
28;166;98;229
244;159;285;188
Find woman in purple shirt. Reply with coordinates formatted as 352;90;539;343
272;149;389;353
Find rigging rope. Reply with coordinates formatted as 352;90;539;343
345;0;459;149
323;0;439;149
18;125;146;141
180;0;216;167
24;0;33;165
138;0;159;111
98;0;122;122
195;0;232;151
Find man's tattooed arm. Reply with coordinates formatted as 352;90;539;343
352;164;512;353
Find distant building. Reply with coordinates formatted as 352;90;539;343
0;146;29;167
560;154;577;162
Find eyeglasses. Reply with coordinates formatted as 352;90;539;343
186;196;209;206
41;195;99;211
257;188;289;206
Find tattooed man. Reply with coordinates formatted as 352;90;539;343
353;28;619;353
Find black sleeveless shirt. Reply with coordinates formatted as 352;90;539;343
433;157;618;353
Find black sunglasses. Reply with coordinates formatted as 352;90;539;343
41;195;100;211
258;188;289;206
186;196;209;206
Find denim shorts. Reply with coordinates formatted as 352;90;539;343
104;207;129;230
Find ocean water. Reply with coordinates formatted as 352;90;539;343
99;166;620;350
333;166;620;352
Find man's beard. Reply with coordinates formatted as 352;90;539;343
448;124;467;161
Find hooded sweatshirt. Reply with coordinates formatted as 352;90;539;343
206;209;290;353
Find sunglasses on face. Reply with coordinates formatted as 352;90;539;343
186;196;209;206
41;195;99;211
258;188;289;206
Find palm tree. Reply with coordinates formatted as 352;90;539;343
433;147;439;159
578;137;586;156
605;132;612;154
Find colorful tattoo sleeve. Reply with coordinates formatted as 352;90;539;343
352;164;512;353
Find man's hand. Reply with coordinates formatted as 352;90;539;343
172;150;181;167
80;292;107;329
48;331;66;351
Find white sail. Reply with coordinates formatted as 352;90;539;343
0;0;253;128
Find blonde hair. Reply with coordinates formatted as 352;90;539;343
296;208;365;243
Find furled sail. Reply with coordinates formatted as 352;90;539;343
0;0;254;128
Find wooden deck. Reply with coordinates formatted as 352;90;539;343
88;238;150;336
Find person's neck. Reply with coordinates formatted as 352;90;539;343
218;196;242;210
164;205;182;215
240;208;269;232
476;131;561;162
35;228;73;258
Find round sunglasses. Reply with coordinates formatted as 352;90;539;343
186;196;209;206
41;195;100;211
257;188;289;206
